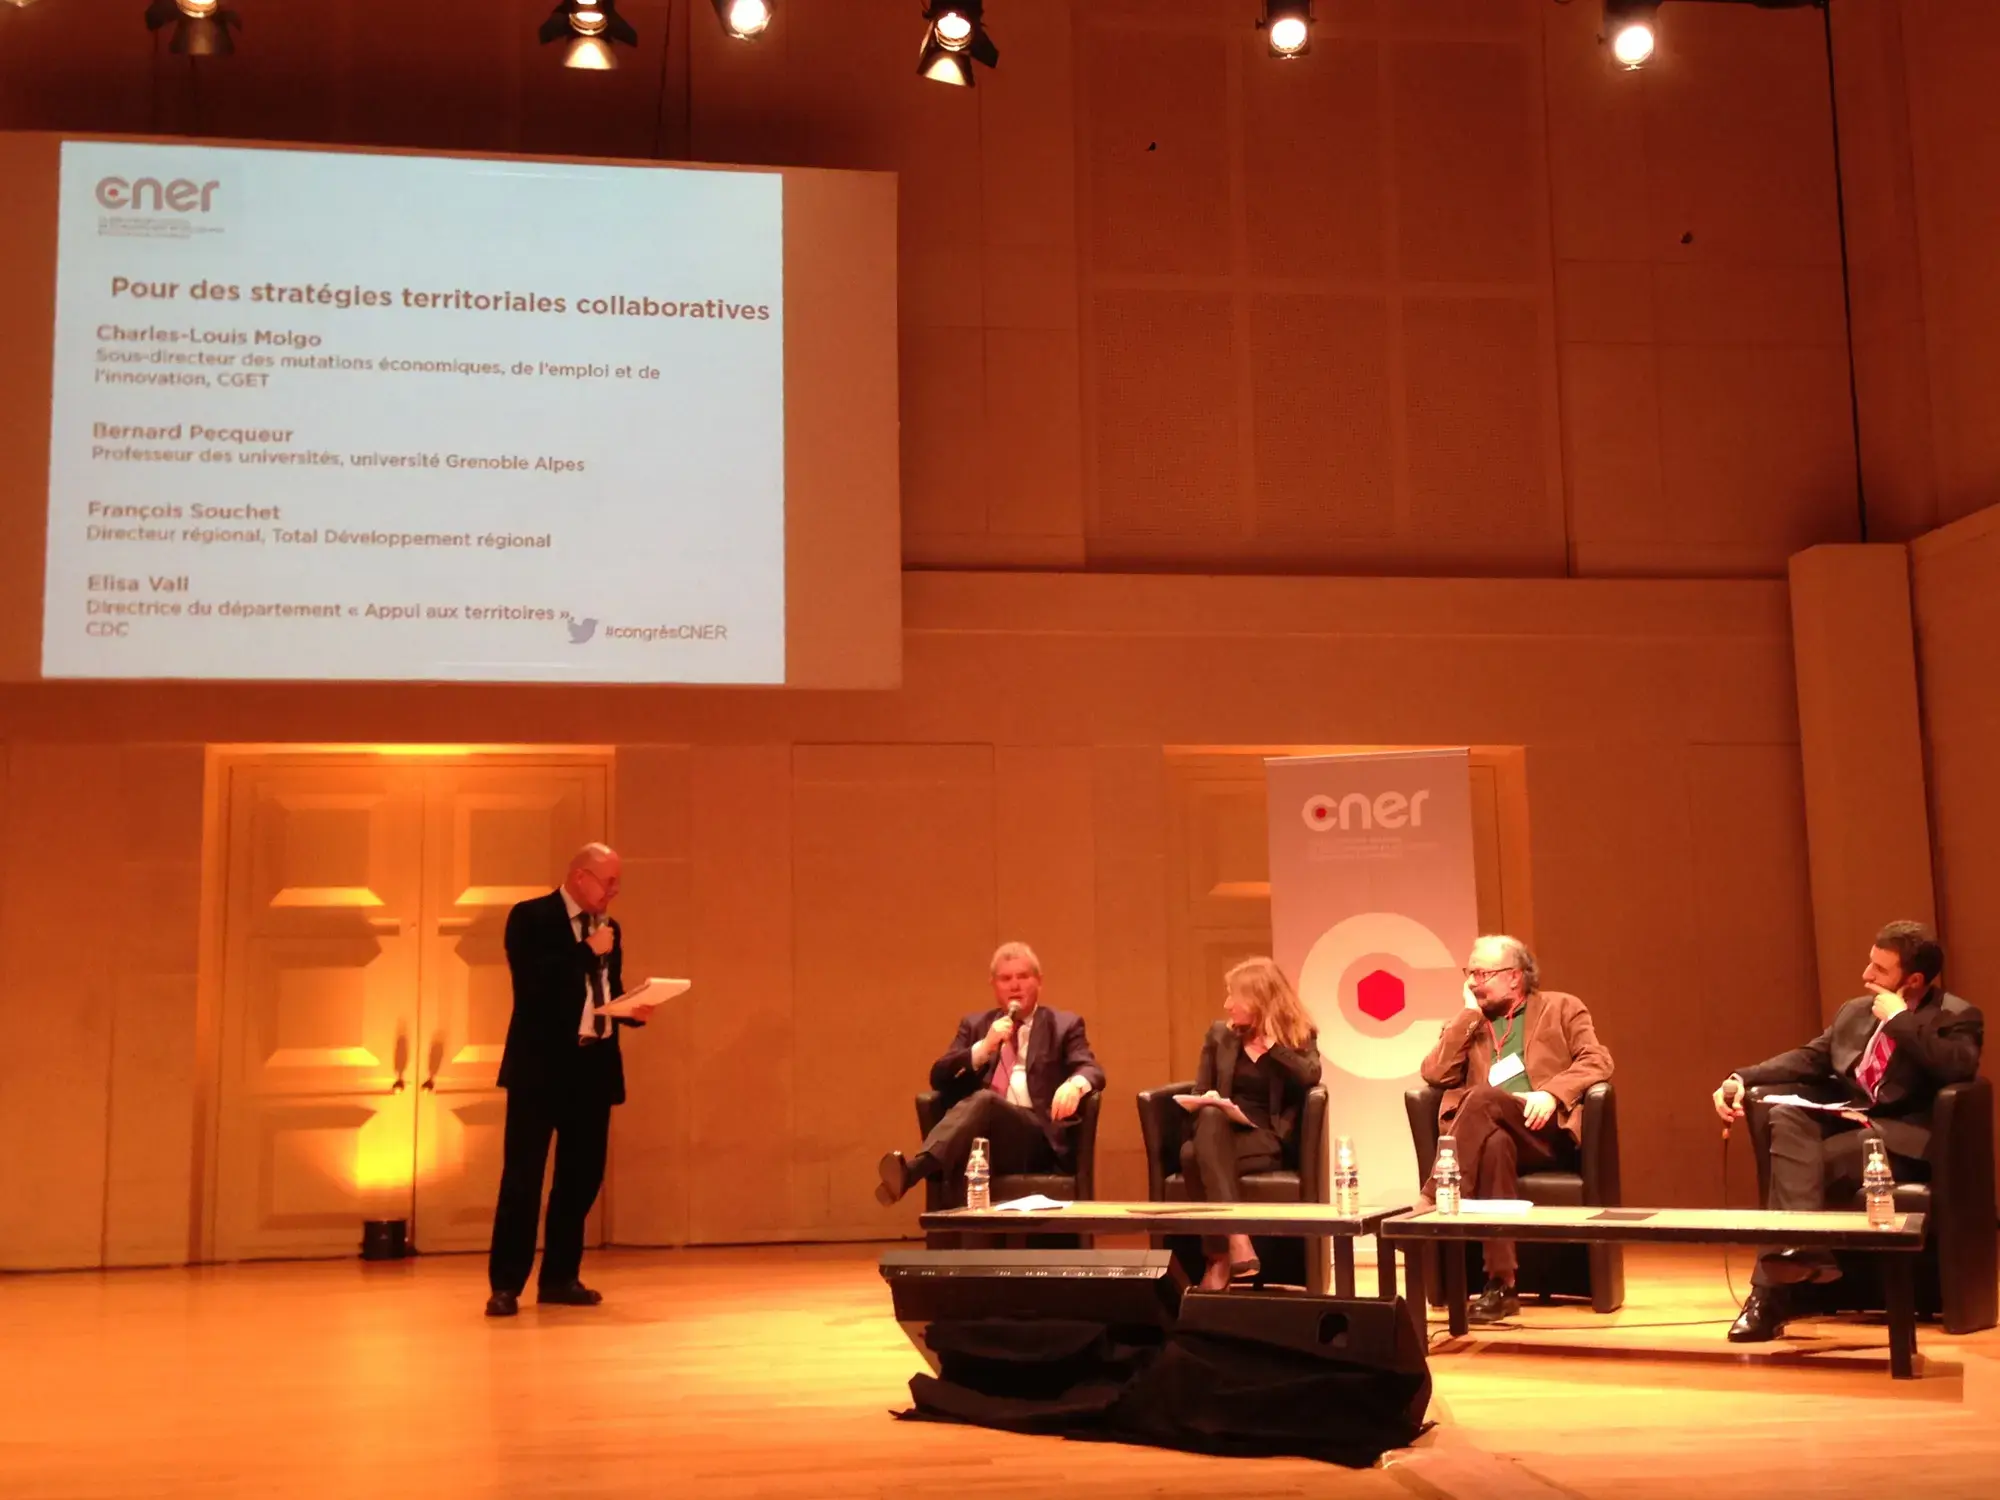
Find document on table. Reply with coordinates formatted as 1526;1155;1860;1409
1460;1199;1535;1215
1174;1094;1254;1128
989;1195;1069;1213
600;977;691;1019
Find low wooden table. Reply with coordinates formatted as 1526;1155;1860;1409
919;1199;1418;1325
1380;1205;1930;1377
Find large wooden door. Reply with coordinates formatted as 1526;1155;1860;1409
412;765;606;1252
211;753;609;1262
212;765;427;1260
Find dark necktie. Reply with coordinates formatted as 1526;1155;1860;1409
580;913;608;1040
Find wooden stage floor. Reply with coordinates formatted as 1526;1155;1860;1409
3;1242;1996;1499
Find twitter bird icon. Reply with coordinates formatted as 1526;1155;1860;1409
568;617;599;645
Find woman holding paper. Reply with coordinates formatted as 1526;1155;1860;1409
1181;956;1322;1290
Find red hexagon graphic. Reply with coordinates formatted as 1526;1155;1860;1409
1356;968;1406;1023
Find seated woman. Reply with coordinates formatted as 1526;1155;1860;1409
1180;956;1323;1291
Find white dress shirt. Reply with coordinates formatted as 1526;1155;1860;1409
562;887;607;1040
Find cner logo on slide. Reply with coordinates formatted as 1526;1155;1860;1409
93;174;225;240
96;175;221;212
1301;789;1430;832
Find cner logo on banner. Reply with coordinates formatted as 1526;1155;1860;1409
1264;748;1479;1207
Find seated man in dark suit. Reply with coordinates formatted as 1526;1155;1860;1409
1714;920;1984;1342
876;941;1105;1207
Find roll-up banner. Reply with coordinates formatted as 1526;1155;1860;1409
1264;749;1479;1211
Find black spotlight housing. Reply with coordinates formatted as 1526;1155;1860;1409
539;0;639;70
145;0;239;57
1603;1;1664;69
917;2;999;88
1259;1;1314;60
712;0;774;41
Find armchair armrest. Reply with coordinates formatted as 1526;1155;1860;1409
1137;1081;1196;1202
1579;1081;1622;1206
1069;1089;1104;1201
1297;1087;1330;1203
915;1090;947;1138
1404;1086;1444;1183
1928;1078;1997;1334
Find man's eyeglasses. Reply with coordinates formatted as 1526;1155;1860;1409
1462;967;1519;983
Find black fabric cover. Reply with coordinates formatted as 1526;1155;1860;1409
901;1316;1430;1467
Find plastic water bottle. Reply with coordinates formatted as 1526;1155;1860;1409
1864;1137;1895;1228
1434;1136;1461;1216
965;1136;991;1211
1333;1135;1360;1214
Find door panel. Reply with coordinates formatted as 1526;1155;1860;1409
413;766;608;1252
213;766;425;1260
212;754;612;1262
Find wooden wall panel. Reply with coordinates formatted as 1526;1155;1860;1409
0;745;123;1268
1911;507;2000;1137
791;745;997;1240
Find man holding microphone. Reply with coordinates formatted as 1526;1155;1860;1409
875;941;1104;1207
485;843;656;1317
1712;920;1982;1342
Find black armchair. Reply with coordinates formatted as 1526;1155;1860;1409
1137;1081;1330;1293
1745;1078;1996;1334
1404;1081;1626;1312
913;1088;1102;1248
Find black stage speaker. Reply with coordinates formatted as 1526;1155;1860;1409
879;1249;1188;1371
1127;1288;1431;1457
1177;1289;1425;1372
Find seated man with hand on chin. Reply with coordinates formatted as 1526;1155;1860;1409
1713;920;1983;1343
875;941;1104;1208
1419;934;1613;1324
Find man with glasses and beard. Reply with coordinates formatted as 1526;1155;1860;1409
1418;934;1615;1323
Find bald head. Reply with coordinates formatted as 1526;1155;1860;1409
564;843;622;914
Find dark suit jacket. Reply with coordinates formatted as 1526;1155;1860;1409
930;1005;1106;1160
496;888;642;1107
1420;990;1613;1144
1738;988;1984;1158
1192;1021;1322;1150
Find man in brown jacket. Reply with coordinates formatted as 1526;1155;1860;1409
1420;934;1614;1322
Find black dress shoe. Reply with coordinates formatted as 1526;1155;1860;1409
1467;1279;1521;1324
484;1291;519;1318
1728;1287;1787;1343
876;1151;913;1206
537;1281;603;1307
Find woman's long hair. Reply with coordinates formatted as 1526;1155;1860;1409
1224;957;1315;1051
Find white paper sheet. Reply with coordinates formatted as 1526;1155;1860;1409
1174;1094;1254;1128
600;977;691;1018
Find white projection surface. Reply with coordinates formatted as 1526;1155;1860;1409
45;141;785;682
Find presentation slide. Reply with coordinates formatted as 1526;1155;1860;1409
0;135;901;688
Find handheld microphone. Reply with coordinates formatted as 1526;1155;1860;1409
1006;1000;1022;1024
1721;1076;1742;1140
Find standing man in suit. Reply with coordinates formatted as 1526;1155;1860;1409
1420;934;1614;1323
485;842;655;1317
1713;920;1983;1342
875;941;1105;1207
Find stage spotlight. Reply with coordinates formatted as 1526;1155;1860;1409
1260;2;1313;60
145;0;239;56
713;0;772;41
539;0;639;71
1604;1;1659;70
917;2;998;88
